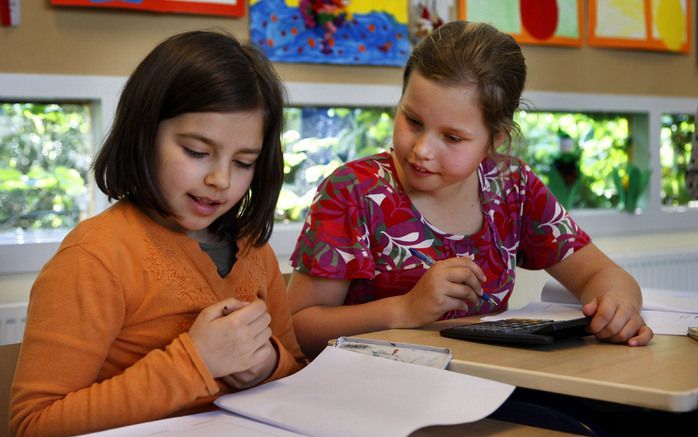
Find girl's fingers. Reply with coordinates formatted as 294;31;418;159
224;299;267;324
439;257;486;282
201;297;248;321
627;324;653;346
586;298;651;345
441;282;480;305
586;298;621;336
252;327;273;348
247;311;273;338
226;301;272;350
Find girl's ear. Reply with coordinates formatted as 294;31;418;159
492;131;508;149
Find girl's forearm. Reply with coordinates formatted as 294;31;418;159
291;296;404;358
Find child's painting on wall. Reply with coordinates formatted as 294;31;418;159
250;0;410;66
409;1;456;46
50;0;245;17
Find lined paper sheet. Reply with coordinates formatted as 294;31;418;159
215;347;515;437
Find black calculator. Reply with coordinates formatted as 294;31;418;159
439;317;592;346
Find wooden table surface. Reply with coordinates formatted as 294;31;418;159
359;318;698;413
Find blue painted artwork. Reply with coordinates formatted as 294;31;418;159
250;0;410;66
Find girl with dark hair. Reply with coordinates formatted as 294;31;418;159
11;30;306;436
287;21;652;358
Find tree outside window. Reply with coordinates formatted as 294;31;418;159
660;113;695;206
0;102;92;241
513;111;633;210
1;103;693;237
278;106;393;223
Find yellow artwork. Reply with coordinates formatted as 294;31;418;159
588;0;692;53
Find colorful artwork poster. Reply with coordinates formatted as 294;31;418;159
50;0;244;18
409;0;456;46
250;0;410;66
458;0;582;47
588;0;692;53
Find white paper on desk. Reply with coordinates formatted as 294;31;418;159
493;279;698;335
215;347;514;437
639;288;698;313
541;279;698;314
78;410;307;437
486;301;698;336
481;301;585;322
642;310;698;335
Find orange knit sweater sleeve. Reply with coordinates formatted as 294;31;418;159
10;245;219;437
256;245;307;381
10;203;306;437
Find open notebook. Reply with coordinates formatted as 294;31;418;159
81;347;514;437
212;347;514;437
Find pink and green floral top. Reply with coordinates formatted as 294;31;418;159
290;152;590;318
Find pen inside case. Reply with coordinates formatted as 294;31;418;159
334;337;452;369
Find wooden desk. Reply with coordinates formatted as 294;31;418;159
359;318;698;413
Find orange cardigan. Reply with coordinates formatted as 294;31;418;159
10;201;306;437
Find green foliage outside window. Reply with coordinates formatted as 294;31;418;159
0;103;693;236
276;109;637;221
0;103;92;233
660;114;695;206
513;112;632;209
277;107;393;222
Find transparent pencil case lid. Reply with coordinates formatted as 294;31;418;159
334;336;452;369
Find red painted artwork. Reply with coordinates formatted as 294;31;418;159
520;0;558;40
459;0;582;47
50;0;245;18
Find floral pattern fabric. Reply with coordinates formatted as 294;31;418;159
290;152;591;318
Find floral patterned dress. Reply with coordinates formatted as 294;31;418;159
290;152;590;318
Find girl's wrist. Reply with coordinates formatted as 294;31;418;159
385;295;410;329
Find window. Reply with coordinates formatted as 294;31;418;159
1;76;697;273
0;73;121;274
278;109;652;216
279;106;393;223
660;113;696;207
0;102;94;244
515;111;633;210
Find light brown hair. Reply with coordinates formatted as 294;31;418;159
403;21;527;157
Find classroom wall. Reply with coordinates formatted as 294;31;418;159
2;3;698;306
1;2;698;96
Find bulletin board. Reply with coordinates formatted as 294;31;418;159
50;0;245;18
588;0;692;53
458;0;583;47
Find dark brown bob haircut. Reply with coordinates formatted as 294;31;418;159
93;30;285;246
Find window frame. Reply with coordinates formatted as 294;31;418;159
1;73;697;274
0;73;120;273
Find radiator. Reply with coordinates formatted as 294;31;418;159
0;302;27;345
613;249;698;292
0;250;696;345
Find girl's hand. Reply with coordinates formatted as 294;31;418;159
582;294;653;346
221;340;278;390
398;257;486;327
189;298;274;378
